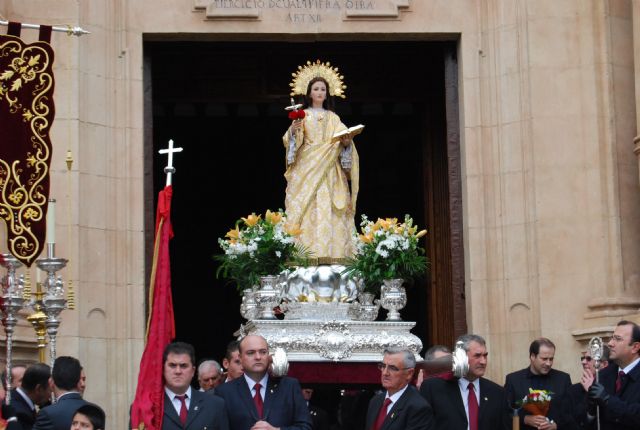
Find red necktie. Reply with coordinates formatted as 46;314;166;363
253;383;264;418
372;398;392;430
468;383;478;430
615;370;625;394
176;394;188;425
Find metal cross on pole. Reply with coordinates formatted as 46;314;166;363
158;139;183;186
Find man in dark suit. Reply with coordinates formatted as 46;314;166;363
504;338;573;430
366;347;432;430
32;356;87;430
301;387;330;430
420;334;509;430
10;363;51;430
215;334;312;430
159;342;229;430
584;320;640;429
569;346;609;428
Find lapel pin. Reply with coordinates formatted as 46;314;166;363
194;405;199;411
484;397;488;401
270;389;274;394
391;413;395;419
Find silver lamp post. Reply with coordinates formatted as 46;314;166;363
0;253;27;405
36;242;68;366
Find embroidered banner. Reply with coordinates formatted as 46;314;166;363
0;23;55;266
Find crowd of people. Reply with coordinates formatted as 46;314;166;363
0;356;104;430
136;319;640;430
0;319;637;430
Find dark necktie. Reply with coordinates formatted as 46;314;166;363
615;370;625;394
468;383;479;430
372;397;392;430
253;383;264;418
176;394;188;425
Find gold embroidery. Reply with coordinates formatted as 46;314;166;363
0;36;54;265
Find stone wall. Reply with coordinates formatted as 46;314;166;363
0;0;638;427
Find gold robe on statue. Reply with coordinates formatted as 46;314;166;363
283;109;359;260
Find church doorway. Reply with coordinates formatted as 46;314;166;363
144;39;465;368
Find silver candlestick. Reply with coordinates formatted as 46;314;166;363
36;245;68;366
0;253;27;405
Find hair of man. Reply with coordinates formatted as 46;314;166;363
224;340;240;361
74;403;106;429
198;359;221;374
457;334;487;352
163;341;196;366
617;320;640;345
52;356;82;391
383;347;416;369
529;338;556;356
238;334;269;354
424;345;451;361
21;363;51;392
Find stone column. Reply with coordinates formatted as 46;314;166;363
634;1;640;184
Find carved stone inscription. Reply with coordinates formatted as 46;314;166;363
194;0;410;21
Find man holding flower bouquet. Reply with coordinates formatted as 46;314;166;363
504;338;573;429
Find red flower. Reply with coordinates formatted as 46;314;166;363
288;110;306;120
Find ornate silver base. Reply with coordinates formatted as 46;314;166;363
236;319;423;362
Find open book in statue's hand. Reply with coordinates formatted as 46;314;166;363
331;124;364;143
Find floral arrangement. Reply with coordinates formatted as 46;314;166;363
288;109;306;120
215;210;308;291
519;388;552;416
343;215;428;293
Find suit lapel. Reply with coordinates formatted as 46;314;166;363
163;393;183;428
621;362;640;397
237;377;260;422
380;387;411;430
450;380;468;424
478;378;491;427
262;376;279;421
367;394;384;430
184;390;203;428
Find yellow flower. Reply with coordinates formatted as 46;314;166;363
416;229;427;238
241;213;261;227
378;218;398;231
285;223;302;236
265;209;283;225
359;233;374;244
225;226;241;240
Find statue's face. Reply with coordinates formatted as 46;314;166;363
309;81;327;105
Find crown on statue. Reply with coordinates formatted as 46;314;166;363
289;59;347;99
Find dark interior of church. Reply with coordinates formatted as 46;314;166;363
145;39;459;428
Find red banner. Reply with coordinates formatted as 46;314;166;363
0;23;55;266
131;185;176;430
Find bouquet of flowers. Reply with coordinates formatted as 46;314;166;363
215;210;308;291
343;214;428;293
519;388;552;416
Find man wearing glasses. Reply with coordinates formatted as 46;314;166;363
583;320;640;429
569;346;609;427
366;347;432;430
420;334;509;430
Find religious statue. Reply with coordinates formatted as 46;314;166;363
283;60;361;261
